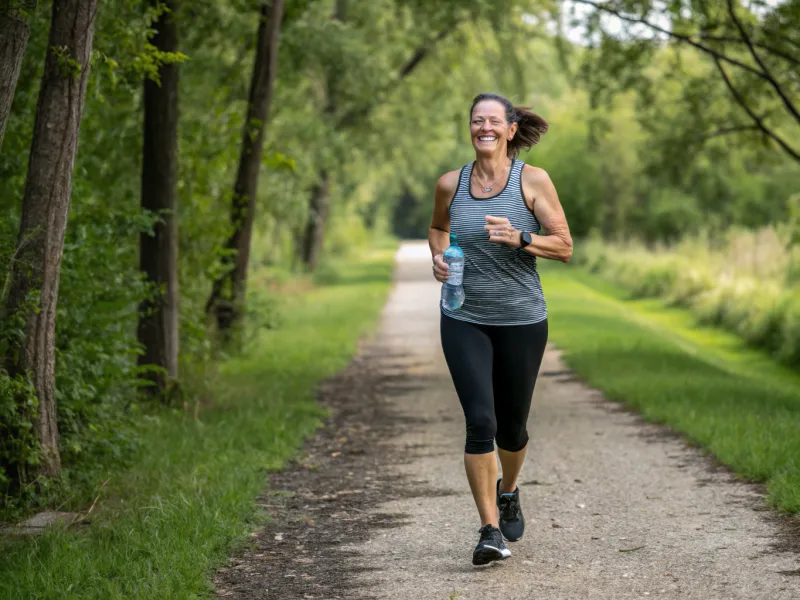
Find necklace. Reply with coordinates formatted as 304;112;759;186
474;161;510;193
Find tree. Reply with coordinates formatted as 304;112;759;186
206;0;284;333
0;0;35;149
2;0;100;478
569;0;800;163
298;4;461;269
137;0;181;397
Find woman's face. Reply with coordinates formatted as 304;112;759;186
470;100;517;156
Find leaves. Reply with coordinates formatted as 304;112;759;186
569;0;800;163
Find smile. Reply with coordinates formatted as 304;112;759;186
478;136;496;142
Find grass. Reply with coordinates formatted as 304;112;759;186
574;231;800;366
540;261;800;514
0;246;397;599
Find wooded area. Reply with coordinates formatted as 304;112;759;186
1;0;798;518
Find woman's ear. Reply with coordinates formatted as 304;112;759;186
508;122;518;141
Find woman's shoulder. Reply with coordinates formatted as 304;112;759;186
520;162;552;185
435;168;464;196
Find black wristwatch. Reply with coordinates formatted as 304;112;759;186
519;231;532;248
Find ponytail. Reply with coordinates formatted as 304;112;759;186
470;93;549;158
508;106;549;158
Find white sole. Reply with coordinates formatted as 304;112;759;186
473;544;512;565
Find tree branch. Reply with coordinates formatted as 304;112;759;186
336;23;459;130
696;33;800;67
573;0;777;82
726;0;800;125
712;56;800;163
699;123;761;141
398;27;451;79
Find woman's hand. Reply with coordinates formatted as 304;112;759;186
432;254;450;282
484;215;521;248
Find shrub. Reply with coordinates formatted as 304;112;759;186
575;227;800;367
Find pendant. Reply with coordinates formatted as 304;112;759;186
482;186;493;193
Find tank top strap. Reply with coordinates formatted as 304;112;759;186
512;160;525;196
460;162;472;192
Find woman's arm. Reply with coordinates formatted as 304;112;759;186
522;166;572;262
429;170;460;282
484;166;572;262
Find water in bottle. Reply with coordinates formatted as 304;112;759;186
441;233;465;310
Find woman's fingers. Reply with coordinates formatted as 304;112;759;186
433;254;449;282
485;223;516;245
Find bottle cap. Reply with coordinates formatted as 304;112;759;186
450;233;457;243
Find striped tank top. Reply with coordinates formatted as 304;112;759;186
441;159;547;326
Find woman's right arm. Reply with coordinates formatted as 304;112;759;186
429;171;459;282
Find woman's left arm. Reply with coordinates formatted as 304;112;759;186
484;165;573;262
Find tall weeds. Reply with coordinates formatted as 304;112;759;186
577;227;800;366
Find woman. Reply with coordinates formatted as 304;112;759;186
429;92;573;566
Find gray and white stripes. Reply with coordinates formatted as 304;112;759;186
441;160;548;326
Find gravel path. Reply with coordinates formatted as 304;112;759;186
216;241;799;600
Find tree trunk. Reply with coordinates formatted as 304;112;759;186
2;0;99;479
207;0;284;332
137;0;179;396
301;169;331;271
0;6;31;149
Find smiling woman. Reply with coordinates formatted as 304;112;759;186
427;92;573;567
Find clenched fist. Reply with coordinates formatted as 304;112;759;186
484;215;521;248
432;254;450;282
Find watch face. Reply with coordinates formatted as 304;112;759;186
522;232;532;246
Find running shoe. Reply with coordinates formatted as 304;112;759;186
472;524;511;565
497;479;525;542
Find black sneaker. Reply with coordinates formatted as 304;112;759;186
472;524;511;565
497;479;525;542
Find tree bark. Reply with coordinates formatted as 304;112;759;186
300;169;331;270
137;0;180;396
0;5;31;149
2;0;99;479
207;0;284;332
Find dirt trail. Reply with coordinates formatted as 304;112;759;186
215;241;799;600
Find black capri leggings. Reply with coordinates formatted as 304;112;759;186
440;314;548;455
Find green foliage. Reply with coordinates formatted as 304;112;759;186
575;229;800;367
0;0;796;533
0;373;39;495
1;0;168;515
568;0;800;164
0;247;395;599
51;45;83;77
5;0;527;513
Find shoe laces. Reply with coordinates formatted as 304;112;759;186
498;492;520;521
479;524;501;544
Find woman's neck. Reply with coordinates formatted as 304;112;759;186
474;154;511;179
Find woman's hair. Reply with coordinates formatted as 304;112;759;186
469;93;549;158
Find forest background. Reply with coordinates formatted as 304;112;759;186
1;0;799;522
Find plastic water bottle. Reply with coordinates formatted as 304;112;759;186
441;233;465;310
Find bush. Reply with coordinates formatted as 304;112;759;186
574;227;800;366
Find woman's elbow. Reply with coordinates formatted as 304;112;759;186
560;238;573;263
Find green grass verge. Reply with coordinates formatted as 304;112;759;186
540;262;800;514
0;247;397;599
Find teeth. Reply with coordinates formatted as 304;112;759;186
479;136;496;141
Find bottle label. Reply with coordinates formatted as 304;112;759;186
446;261;463;286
